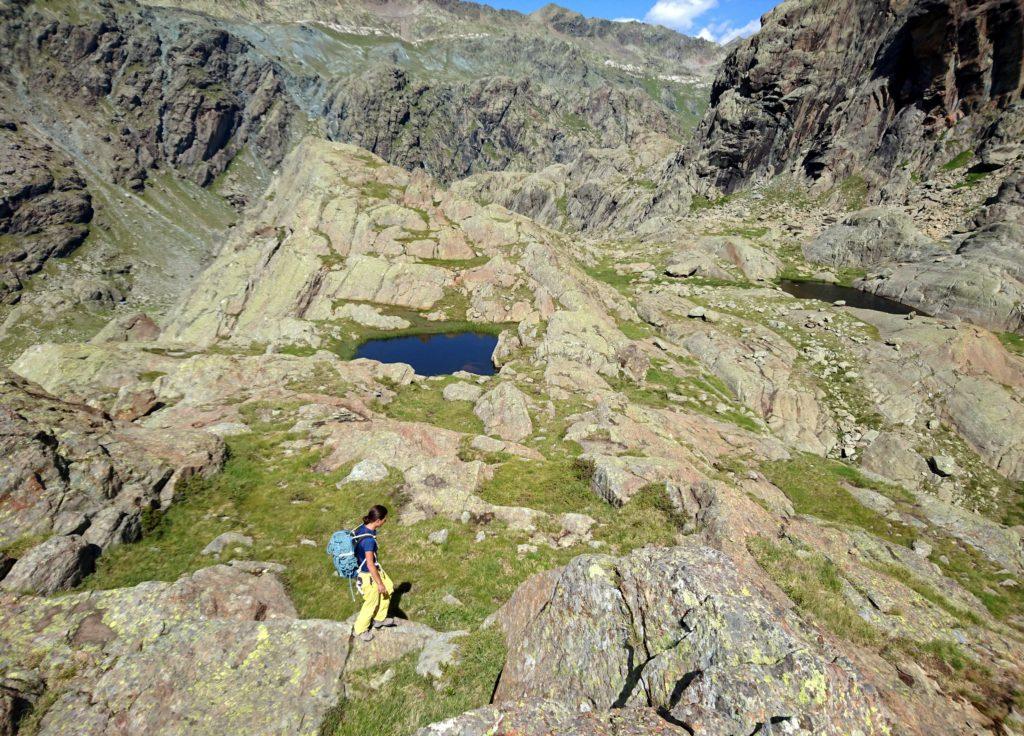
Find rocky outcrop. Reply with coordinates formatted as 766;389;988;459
473;383;533;442
325;65;675;186
859;220;1024;333
415;701;687;736
483;544;892;735
804;207;943;270
0;0;298;194
0;368;225;573
0;122;92;303
0;535;97;595
0;563;456;735
164;138;636;353
682;327;838;455
691;0;1024;195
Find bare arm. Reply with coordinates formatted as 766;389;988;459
364;550;389;598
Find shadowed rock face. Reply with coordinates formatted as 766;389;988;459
0;0;299;195
0;122;92;303
324;65;675;185
691;0;1024;194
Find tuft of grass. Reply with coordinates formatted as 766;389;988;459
385;381;485;434
941;149;974;170
477;458;686;548
329;628;505;736
763;454;918;547
690;193;732;212
581;259;635;295
748;536;879;646
867;562;983;627
927;534;1024;623
998;331;1024;357
838;175;868;211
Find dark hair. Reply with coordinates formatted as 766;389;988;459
363;505;388;525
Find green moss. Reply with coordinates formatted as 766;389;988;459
413;255;490;269
690;193;732;212
941;149;974;170
953;171;991;189
838;175;868;211
361;181;405;200
330;629;505;736
706;225;769;239
138;370;167;382
561;112;592;133
998;331;1024;357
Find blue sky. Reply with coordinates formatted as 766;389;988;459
483;0;777;43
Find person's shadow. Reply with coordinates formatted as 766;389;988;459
388;581;412;620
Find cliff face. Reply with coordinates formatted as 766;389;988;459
323;66;675;184
0;0;299;193
691;0;1024;194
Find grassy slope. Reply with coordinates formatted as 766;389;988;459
84;401;686;735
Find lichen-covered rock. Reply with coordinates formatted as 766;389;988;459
0;563;466;735
0;369;225;569
473;382;533;441
442;381;483;402
804;207;942;270
415;701;688;736
489;544;892;735
0;535;96;595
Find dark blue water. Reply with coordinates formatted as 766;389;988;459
354;332;498;376
778;280;923;316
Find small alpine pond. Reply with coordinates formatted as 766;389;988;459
354;332;498;376
778;280;925;316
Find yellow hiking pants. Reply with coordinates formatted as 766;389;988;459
354;569;394;634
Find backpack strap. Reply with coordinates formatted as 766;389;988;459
351;531;376;574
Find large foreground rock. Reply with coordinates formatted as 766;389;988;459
416;702;686;736
486;544;891;735
0;563;456;735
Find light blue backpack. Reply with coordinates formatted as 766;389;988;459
326;528;372;599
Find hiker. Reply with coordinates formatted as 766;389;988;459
352;504;396;642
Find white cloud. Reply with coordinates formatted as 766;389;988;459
717;18;760;43
690;17;761;43
612;17;642;22
643;0;718;31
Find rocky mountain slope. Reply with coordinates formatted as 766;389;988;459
691;0;1024;197
2;0;1024;735
0;0;719;362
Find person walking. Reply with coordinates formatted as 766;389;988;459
352;504;396;642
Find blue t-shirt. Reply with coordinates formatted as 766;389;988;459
353;524;378;572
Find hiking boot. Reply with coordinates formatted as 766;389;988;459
373;618;397;629
356;631;374;642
